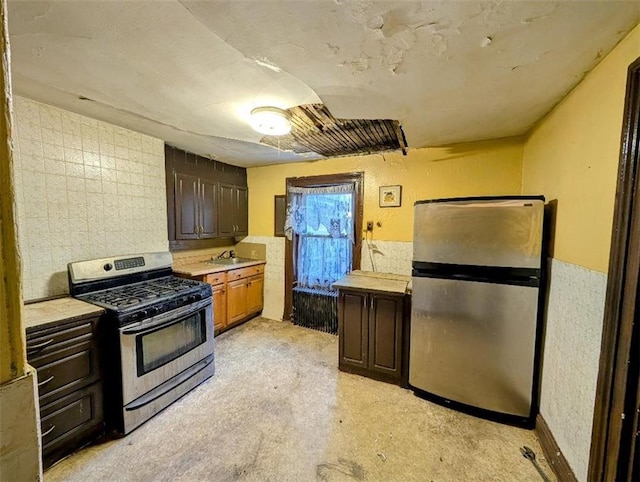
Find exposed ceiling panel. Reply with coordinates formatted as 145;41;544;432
259;104;407;158
6;1;640;167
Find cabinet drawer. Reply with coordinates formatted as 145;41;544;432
31;340;101;405
40;382;104;463
206;272;227;285
227;264;264;281
26;317;97;358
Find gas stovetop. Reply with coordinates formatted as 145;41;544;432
77;276;206;311
68;252;212;326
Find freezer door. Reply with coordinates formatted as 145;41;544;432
413;198;544;268
409;276;539;417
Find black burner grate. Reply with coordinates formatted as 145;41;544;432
80;276;204;310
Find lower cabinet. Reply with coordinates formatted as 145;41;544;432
224;268;264;328
338;288;409;386
185;263;265;334
211;282;227;332
227;277;248;325
246;274;264;314
205;271;227;332
26;314;105;469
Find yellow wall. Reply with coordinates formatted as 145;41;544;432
522;24;640;273
248;137;524;242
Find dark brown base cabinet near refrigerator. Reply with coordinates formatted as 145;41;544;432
337;287;410;387
25;310;105;469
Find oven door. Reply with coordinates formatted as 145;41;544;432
119;297;213;404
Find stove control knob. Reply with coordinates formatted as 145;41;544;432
103;263;113;271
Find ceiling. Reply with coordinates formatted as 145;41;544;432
7;1;640;167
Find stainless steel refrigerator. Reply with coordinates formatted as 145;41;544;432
409;196;545;427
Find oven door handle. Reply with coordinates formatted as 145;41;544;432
125;354;214;411
121;298;211;335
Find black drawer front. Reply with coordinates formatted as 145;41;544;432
31;340;101;405
26;317;97;358
40;382;104;458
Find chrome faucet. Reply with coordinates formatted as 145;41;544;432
215;250;228;260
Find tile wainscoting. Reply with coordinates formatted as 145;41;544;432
360;239;413;275
539;258;607;482
241;236;286;321
242;236;413;321
12;97;168;300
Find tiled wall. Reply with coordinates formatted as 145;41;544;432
12;96;168;300
242;236;412;321
241;236;285;321
360;240;413;275
539;258;606;481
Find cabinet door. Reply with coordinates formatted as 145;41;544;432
368;293;403;378
174;173;200;240
226;278;247;325
200;178;218;239
218;183;236;237
40;381;104;468
338;291;368;369
246;274;263;315
235;186;249;236
211;283;227;332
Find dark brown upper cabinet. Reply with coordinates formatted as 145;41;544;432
166;145;248;250
174;173;218;240
219;183;248;237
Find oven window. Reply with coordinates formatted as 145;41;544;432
136;311;207;376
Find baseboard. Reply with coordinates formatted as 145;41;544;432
535;414;578;482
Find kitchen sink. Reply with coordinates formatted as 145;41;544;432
208;257;254;265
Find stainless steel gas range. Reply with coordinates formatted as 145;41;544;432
68;252;214;435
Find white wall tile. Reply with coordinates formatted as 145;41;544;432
12;96;168;300
540;258;606;482
360;239;413;275
242;236;414;321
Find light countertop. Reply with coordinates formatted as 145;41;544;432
332;271;410;295
172;259;266;277
23;297;104;331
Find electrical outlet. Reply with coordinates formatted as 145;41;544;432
366;221;373;231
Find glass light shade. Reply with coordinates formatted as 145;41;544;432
249;106;292;136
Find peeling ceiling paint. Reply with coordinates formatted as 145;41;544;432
6;1;640;167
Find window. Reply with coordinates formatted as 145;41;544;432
295;191;353;289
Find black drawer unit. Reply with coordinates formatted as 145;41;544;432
26;314;105;469
40;382;104;463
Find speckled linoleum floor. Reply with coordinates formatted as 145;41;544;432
45;317;554;482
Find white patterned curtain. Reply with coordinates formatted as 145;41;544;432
285;183;355;290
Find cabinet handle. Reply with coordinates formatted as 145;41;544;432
42;425;56;437
38;375;54;387
27;338;54;353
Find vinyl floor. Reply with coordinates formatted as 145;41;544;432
45;317;555;482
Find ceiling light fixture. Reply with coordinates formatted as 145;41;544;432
249;106;292;136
